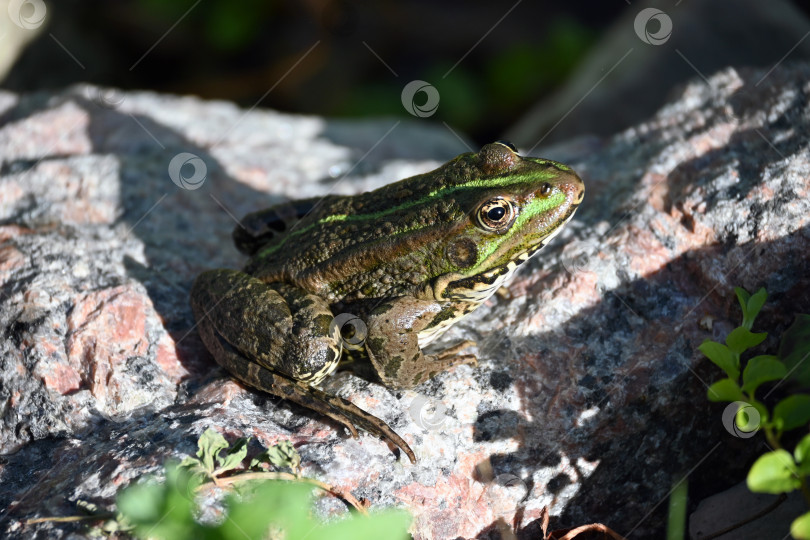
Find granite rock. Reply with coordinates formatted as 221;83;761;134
1;62;809;538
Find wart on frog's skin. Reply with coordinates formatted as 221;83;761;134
191;141;584;463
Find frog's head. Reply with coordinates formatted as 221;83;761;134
432;141;584;302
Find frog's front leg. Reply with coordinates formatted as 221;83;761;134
190;269;416;462
365;297;477;389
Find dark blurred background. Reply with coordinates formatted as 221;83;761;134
2;0;810;147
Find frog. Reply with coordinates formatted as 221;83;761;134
190;141;584;463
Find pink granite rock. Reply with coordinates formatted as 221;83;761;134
0;61;808;538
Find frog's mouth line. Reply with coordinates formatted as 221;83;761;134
442;204;579;302
478;203;578;279
443;243;543;301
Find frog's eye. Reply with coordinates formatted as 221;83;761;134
540;182;552;196
494;140;518;153
476;197;516;232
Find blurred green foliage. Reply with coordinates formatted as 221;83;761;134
138;0;274;51
337;16;594;135
130;0;595;139
2;1;600;142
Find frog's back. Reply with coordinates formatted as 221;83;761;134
233;145;577;305
232;196;341;257
234;154;476;262
237;160;474;301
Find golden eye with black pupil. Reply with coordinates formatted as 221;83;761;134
476;197;516;232
540;182;552;196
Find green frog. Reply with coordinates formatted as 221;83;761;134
191;141;584;463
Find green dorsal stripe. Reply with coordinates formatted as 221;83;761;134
258;170;559;258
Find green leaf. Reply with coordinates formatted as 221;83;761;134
707;378;744;402
218;481;315;540
196;428;229;475
178;455;203;474
795;435;810;475
117;465;201;540
116;480;166;524
215;437;249;475
746;398;770;425
773;394;810;431
796;434;810;464
700;340;739;380
734;287;751;318
792;511;810;539
666;477;688;540
745;288;768;329
741;355;787;393
734;287;767;329
779;314;810;386
747;450;799;494
734;400;766;433
253;440;301;473
311;510;412;540
726;327;767;355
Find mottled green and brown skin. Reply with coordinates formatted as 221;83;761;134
191;142;584;462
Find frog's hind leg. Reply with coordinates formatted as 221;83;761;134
218;347;416;463
190;269;416;462
191;269;341;383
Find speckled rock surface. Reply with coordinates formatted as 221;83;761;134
1;62;809;539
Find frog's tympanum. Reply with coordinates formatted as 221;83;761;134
191;142;584;462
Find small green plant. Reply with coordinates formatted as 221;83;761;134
113;429;410;539
702;287;810;538
178;428;301;482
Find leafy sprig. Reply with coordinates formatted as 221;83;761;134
178;428;300;484
113;428;410;539
702;287;810;538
